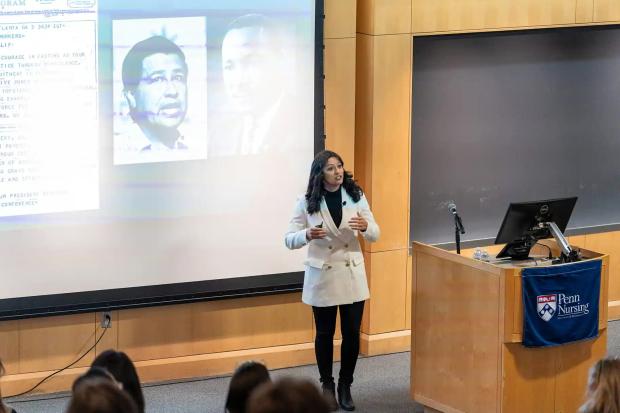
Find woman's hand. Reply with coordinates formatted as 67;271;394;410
306;227;327;240
348;212;368;232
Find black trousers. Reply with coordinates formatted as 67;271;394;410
312;300;365;386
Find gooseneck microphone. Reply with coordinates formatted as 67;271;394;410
448;202;457;216
448;202;465;254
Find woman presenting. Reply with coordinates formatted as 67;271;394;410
285;150;380;411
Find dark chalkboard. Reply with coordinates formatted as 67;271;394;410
411;26;620;246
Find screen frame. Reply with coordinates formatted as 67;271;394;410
0;0;325;321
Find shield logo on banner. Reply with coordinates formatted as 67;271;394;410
537;294;557;322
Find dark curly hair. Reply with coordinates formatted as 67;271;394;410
305;150;362;214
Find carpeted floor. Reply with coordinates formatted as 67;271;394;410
7;320;620;413
6;353;419;413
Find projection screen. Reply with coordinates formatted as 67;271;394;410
0;0;323;319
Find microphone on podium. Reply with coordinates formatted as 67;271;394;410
447;202;465;234
447;202;458;216
448;201;465;254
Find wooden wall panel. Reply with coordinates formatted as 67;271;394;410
19;314;95;373
358;0;412;35
325;0;357;39
412;0;576;34
325;37;356;166
593;0;620;22
366;34;412;252
117;305;194;362
584;231;620;302
354;33;373;206
191;294;313;354
0;320;19;374
116;295;313;363
568;234;587;248
363;249;408;334
356;1;413;355
576;0;595;23
354;34;373;227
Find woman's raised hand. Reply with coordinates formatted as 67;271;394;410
306;226;327;240
348;212;368;232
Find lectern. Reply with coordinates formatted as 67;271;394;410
410;242;608;413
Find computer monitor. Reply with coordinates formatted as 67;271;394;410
494;197;578;260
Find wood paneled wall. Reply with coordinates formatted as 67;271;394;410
594;0;620;22
356;0;412;355
411;0;620;35
0;0;358;395
412;0;575;34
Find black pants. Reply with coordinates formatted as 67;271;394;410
312;300;365;386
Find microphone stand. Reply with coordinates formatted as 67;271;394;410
454;213;465;254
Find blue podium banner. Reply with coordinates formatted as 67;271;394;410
521;260;601;347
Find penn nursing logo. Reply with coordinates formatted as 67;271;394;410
537;294;557;322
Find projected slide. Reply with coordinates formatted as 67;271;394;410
0;2;98;217
0;0;316;304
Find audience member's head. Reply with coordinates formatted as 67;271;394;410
92;350;145;413
72;366;118;392
225;361;271;413
67;378;138;413
0;359;10;413
247;378;330;413
579;357;620;413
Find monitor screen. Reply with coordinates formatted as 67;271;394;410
495;197;578;244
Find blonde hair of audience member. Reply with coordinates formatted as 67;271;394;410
579;357;620;413
67;378;138;413
247;378;330;413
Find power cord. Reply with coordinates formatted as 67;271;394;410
535;242;553;260
5;313;111;399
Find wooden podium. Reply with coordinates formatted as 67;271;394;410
410;242;608;413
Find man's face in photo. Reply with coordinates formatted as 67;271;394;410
222;26;283;114
128;52;188;130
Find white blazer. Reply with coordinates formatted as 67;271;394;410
285;187;380;307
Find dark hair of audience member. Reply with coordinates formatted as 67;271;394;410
72;366;118;392
0;359;4;411
67;378;138;413
92;350;145;413
0;359;16;413
225;361;271;413
247;377;330;413
579;357;620;413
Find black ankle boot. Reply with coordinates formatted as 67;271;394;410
337;383;355;411
322;381;339;411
